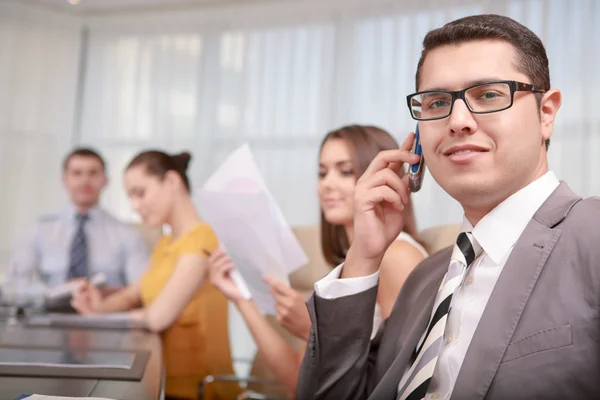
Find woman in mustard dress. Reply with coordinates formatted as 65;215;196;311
71;150;237;400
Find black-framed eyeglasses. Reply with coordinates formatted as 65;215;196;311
406;80;545;121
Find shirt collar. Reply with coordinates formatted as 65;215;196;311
459;171;560;265
64;204;103;221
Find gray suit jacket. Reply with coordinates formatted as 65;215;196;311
297;183;600;400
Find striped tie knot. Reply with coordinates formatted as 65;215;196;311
455;231;477;267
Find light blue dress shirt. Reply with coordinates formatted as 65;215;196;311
7;206;150;287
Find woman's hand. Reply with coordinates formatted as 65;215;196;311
263;275;311;341
70;280;103;314
207;249;247;303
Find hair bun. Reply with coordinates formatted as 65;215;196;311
172;152;192;172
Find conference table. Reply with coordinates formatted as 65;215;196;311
0;315;165;400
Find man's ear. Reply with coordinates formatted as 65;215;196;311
540;88;562;143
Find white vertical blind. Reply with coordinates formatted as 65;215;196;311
79;23;337;225
0;2;82;269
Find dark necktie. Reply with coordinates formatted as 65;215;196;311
67;213;89;279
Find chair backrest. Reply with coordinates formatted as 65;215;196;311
286;223;462;295
418;223;461;255
199;285;242;399
288;225;333;299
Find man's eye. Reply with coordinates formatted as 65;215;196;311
428;99;450;109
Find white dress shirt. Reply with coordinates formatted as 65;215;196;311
8;206;150;288
314;171;560;399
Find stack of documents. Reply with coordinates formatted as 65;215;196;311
197;144;308;314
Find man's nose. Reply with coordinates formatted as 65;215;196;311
448;99;477;136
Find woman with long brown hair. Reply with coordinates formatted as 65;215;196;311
208;125;428;396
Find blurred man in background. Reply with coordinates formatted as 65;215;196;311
6;147;149;298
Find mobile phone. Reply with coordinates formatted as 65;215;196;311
408;125;425;192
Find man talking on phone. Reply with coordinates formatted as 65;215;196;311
297;14;600;400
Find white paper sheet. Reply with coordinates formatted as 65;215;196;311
43;273;107;300
197;144;308;314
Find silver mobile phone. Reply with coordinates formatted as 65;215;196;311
408;125;425;192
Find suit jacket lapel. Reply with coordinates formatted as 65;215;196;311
394;264;448;354
452;182;581;400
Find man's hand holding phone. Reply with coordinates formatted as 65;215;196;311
341;132;420;279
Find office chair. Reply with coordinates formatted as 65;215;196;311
197;356;287;400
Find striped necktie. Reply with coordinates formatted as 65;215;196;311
67;213;89;279
397;232;479;400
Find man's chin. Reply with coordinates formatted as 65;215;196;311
73;198;99;209
444;179;494;203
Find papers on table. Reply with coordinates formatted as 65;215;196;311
197;144;308;314
43;273;107;300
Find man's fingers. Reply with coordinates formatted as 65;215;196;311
360;149;420;181
364;186;405;212
389;132;420;174
401;131;416;151
362;169;409;205
402;174;412;193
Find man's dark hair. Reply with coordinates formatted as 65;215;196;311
63;147;106;171
415;14;551;150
